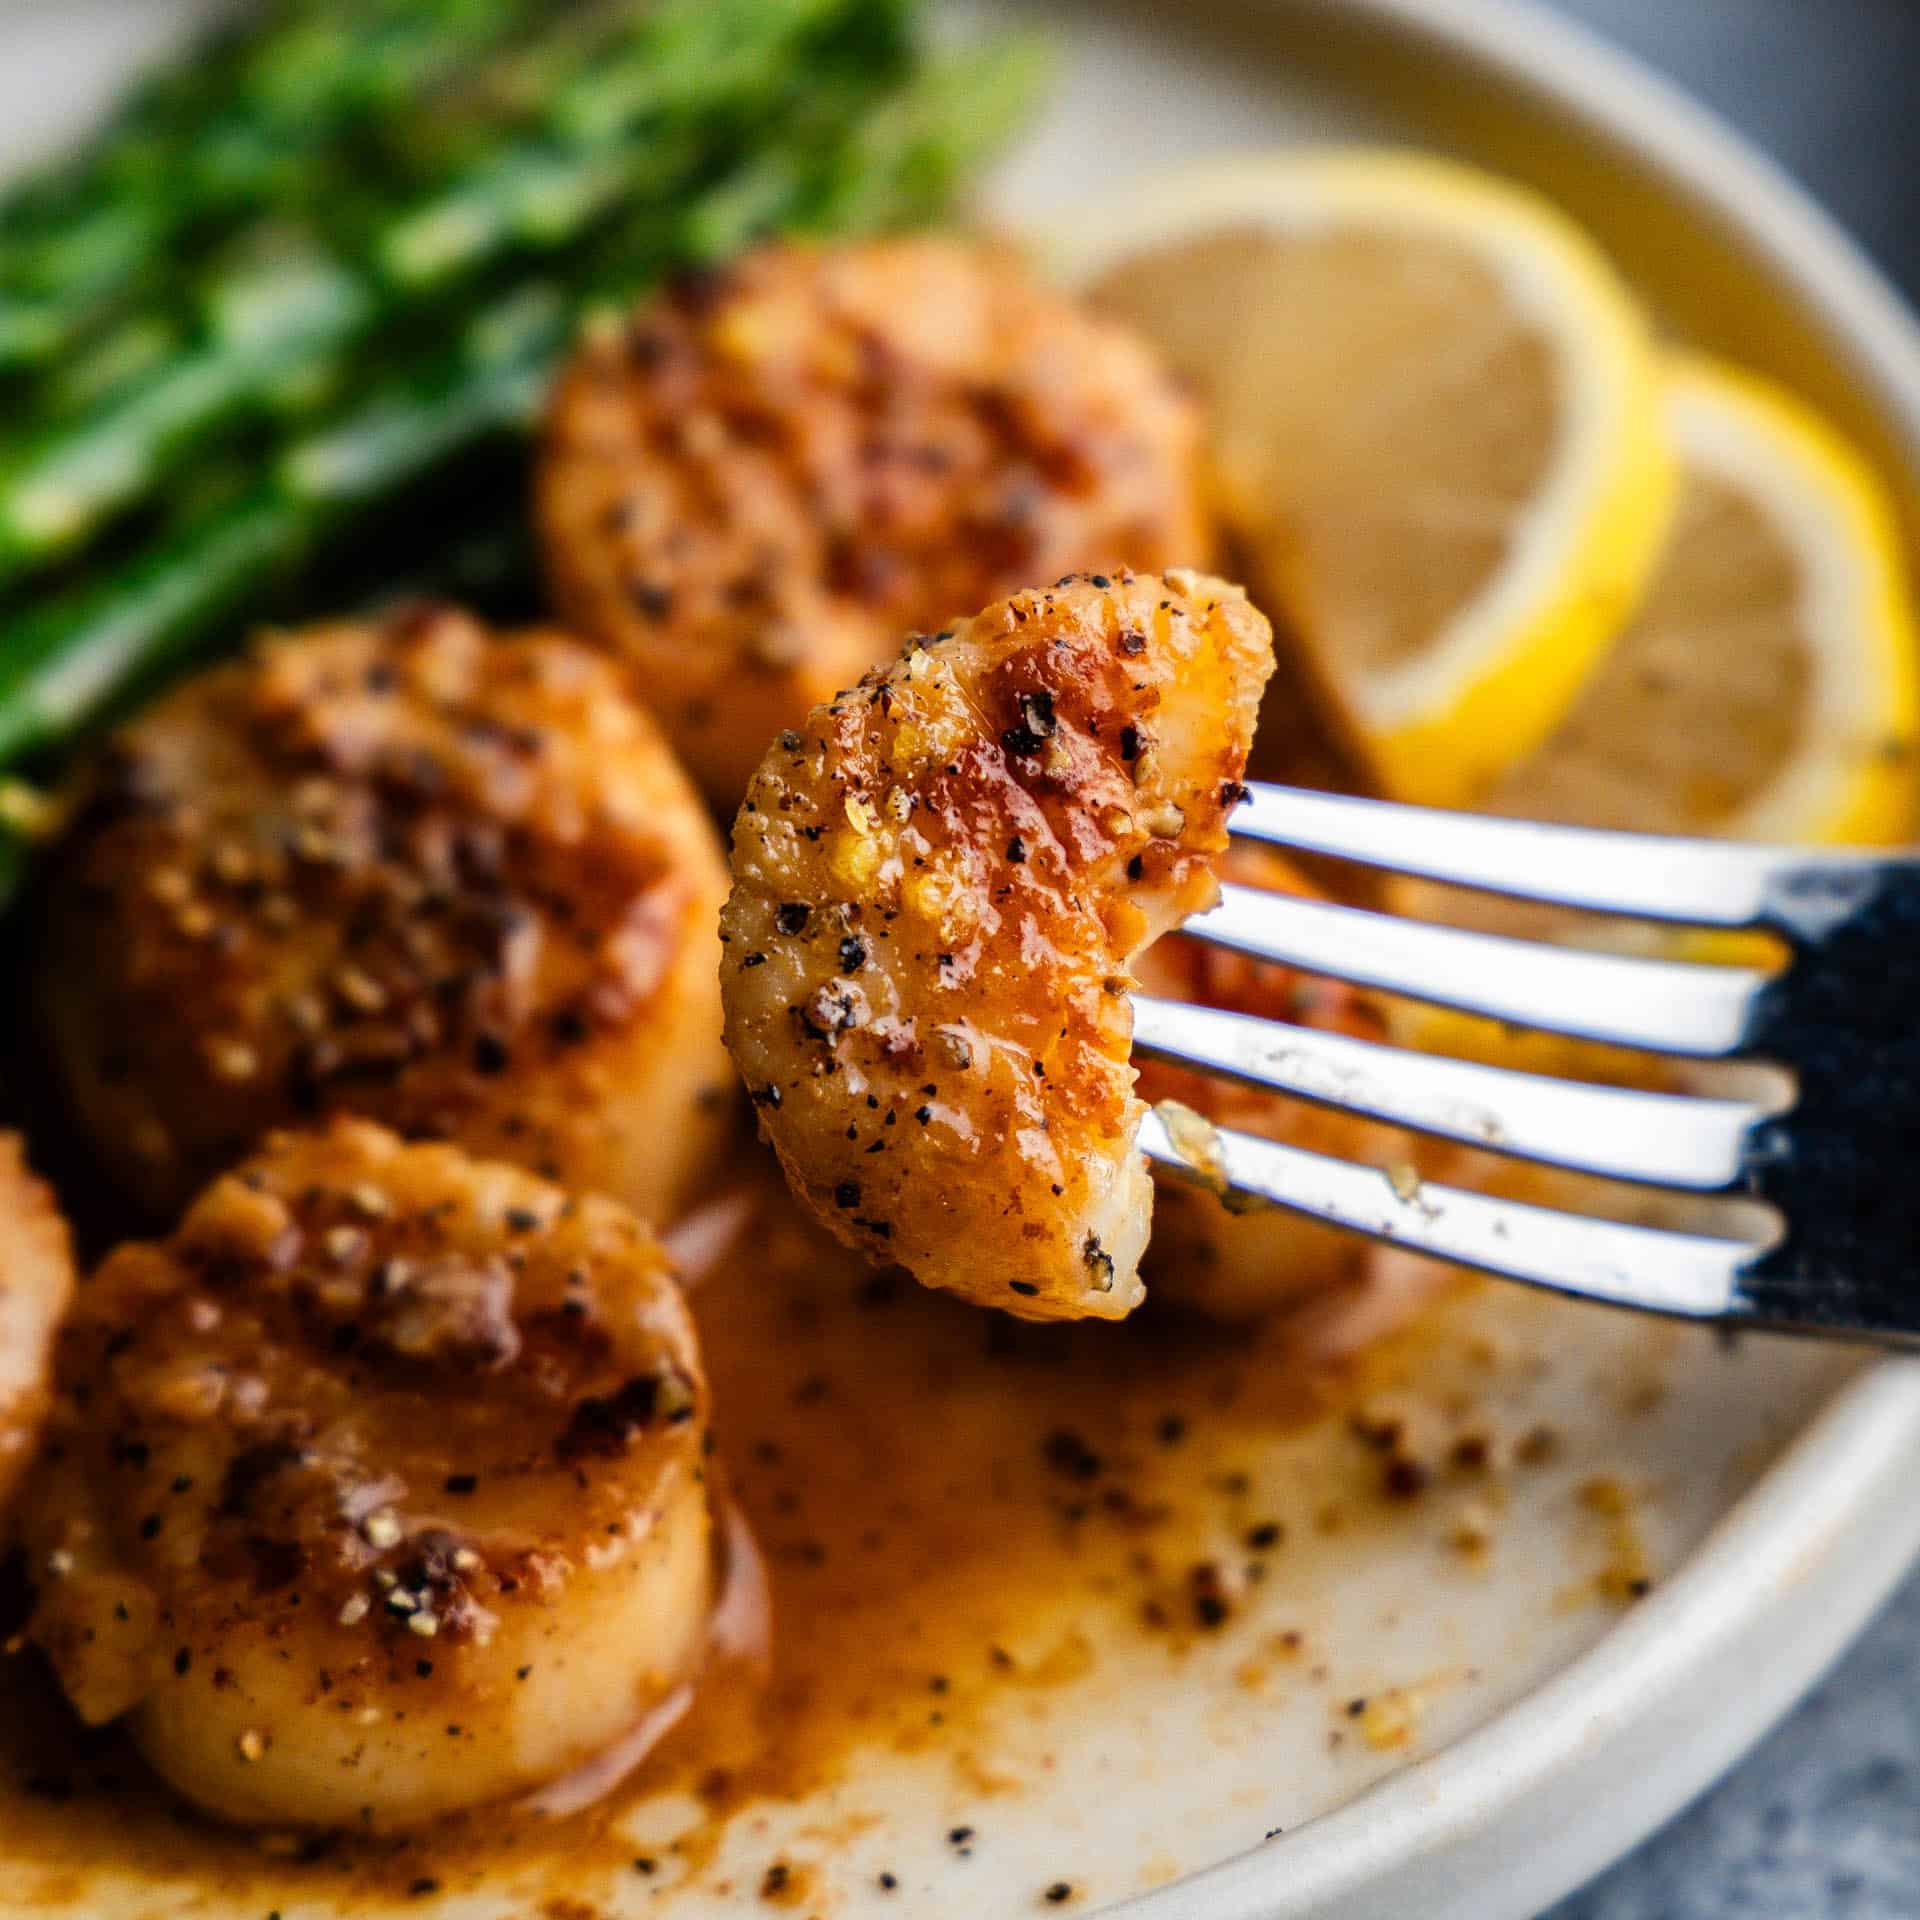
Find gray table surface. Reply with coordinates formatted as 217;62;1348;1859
1540;7;1920;1914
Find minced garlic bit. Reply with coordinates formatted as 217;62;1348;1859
363;1509;403;1550
1156;1099;1231;1197
347;1183;393;1221
323;1224;365;1264
830;828;881;889
1385;1161;1423;1204
338;1593;371;1627
332;964;388;1014
1353;1687;1422;1752
204;1037;260;1084
237;1729;267;1763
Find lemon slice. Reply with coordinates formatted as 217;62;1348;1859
1485;352;1920;846
1394;349;1919;1028
1034;148;1674;805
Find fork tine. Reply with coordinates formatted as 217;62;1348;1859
1187;883;1771;1056
1232;781;1881;930
1132;994;1773;1189
1138;1109;1762;1321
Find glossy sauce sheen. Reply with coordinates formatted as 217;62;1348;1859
0;1171;1461;1913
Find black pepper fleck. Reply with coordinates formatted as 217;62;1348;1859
1043;1430;1102;1481
1001;690;1057;757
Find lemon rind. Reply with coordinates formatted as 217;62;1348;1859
1657;351;1919;848
1034;148;1676;808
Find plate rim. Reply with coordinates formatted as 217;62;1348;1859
1110;0;1920;1912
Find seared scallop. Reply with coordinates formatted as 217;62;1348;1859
37;602;733;1225
17;1119;714;1830
721;569;1274;1321
537;235;1212;809
0;1134;75;1517
1135;851;1427;1323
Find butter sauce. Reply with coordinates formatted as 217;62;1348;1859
0;1172;1445;1914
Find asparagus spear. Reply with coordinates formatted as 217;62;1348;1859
0;0;533;280
0;34;1045;776
2;2;657;417
0;0;540;349
2;0;861;367
0;0;885;591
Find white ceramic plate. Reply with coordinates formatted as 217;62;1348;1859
3;3;1919;1918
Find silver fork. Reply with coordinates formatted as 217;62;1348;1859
1135;781;1920;1344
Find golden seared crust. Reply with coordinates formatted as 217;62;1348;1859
17;1119;713;1830
1135;850;1425;1324
0;1135;75;1519
38;603;733;1226
721;570;1274;1322
537;236;1213;809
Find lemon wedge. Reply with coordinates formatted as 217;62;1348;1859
1035;148;1674;805
1484;352;1920;847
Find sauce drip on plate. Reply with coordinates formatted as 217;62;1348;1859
0;1172;1441;1912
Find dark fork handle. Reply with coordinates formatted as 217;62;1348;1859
1739;861;1920;1338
